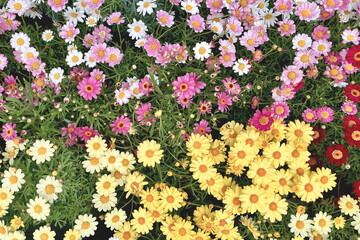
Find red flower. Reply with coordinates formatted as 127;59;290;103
342;115;360;129
344;84;360;103
343;125;360;148
346;45;360;68
310;125;326;146
307;153;323;171
324;144;350;166
353;179;360;198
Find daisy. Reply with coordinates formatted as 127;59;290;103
271;101;290;120
338;195;359;216
239;30;259;51
0;54;8;71
66;50;83;67
286;119;314;144
124;172;148;198
292;34;312;50
341;102;358;115
342;29;360;45
295;1;320;22
316;106;334;123
263;194;288;222
36;176;62;203
156;10;174;27
312;211;333;235
294;50;318;69
232;58;251;76
74;214;98;238
159;186;184;212
251;109;274;131
1;122;17;141
137;140;163;168
277;19;296;37
261;9;280;28
172;219;196;239
48;67;64;84
288;213;313;238
105;208;127;230
110;115;131;135
186;133;210;157
28;139;55;164
101;149;122;172
239;185;267;214
10;215;22;229
0;187;14;207
127;19;147;40
217;92;232;112
10;32;30;51
77;77;101;101
90;43;108;63
118;151;136;174
247;157;275;185
92;192;117;212
140;187;160;210
312;39;332;56
190;156;217;182
33;226;55;240
63;229;81;240
137;0;157;15
295;174;323;202
193;41;211;61
106;12;125;25
27;196;50;221
6;231;26;240
188;14;205;33
344;84;360;103
48;0;68;12
271;169;293;195
131;207;154;234
333;216;346;229
59;22;79;43
114;221;138;240
351;213;360;234
20;47;39;63
96;174;117;196
63;6;84;25
85;16;99;27
314;167;336;192
2;168;25;193
106;47;123;67
83;155;104;173
226;17;243;36
114;88;131;105
181;0;199;14
85;135;106;158
263;141;289;168
302;109;317;123
7;0;30;16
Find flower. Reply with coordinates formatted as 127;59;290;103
324;144;349;166
286;120;314;144
63;229;81;240
193;41;211;61
295;174;323;202
343;125;360;147
295;1;320;22
351;213;360;234
312;211;333;236
130;207;154;234
110;116;131;135
186;134;210;157
74;214;98;238
338;195;359;216
353;179;360;198
33;226;55;240
188;14;205;33
232;58;251;76
159;186;184;212
0;54;8;70
239;185;267;214
28;139;55;164
48;0;68;12
194;120;211;136
314;167;336;192
137;0;157;15
344;83;360;103
1;122;17;141
26;196;50;221
302;109;317;123
106;12;125;25
252;109;274;131
105;208;127;230
281;65;304;85
59;22;80;43
36;176;62;203
341;102;358;115
137;140;164;167
92;192;117;212
96;174;117;196
127;19;148;40
288;213;313;238
346;45;360;68
263;194;288;222
217;92;232;112
156;10;174;27
66;50;83;67
77;77;102;101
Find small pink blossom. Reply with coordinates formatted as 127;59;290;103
110;115;131;135
302;109;317;122
77;77;102;101
156;10;174;27
194;120;211;136
341;102;358;115
217;92;232;112
1;122;17;141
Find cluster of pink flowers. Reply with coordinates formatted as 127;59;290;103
215;77;242;113
172;73;205;109
61;123;99;146
302;106;335;123
135;102;155;126
144;36;188;66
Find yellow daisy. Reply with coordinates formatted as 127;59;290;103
286;143;310;163
333;216;345;229
63;229;81;240
95;174;117;196
207;140;226;164
189;156;217;182
124;172;148;198
172;219;196;240
263;142;289;168
338;195;359;216
139;187;160;210
186;134;211;157
220;121;244;146
266;119;286;142
159;186;184;212
247;157;276;186
160;215;180;239
130;207;154;234
286;120;314;145
223;185;243;215
212;209;235;230
148;202;168;222
193;230;211;240
236;128;261;148
295;174;323;202
213;176;236;201
239;185;267;214
197;215;215;234
262;194;288;222
104;208;127;230
226;157;245;176
114;221;138;240
193;205;214;226
228;141;258;167
10;215;24;230
199;172;224;197
85;135;107;157
313;167;336;193
137;140;164;167
289;159;311;178
270;169;294;195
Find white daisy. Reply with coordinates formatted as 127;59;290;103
130;81;144;99
63;6;84;25
6;138;28;151
110;170;127;187
261;9;279;28
84;51;97;68
82;155;104;174
74;214;98;238
20;47;39;63
85;16;99;27
193;41;211;61
65;50;83;67
26;196;50;221
28;139;55;164
2;146;19;165
42;30;54;42
114;88;131;105
312;211;333;236
0;187;15;207
105;208;127;230
181;0;199;14
96;174;117;196
33;226;56;240
135;38;147;48
288;213;313;238
232;58;251;76
1;168;26;193
100;149;121;172
92;192;117;212
7;0;30;16
209;21;225;35
23;5;42;19
10;32;30;51
351;213;360;234
0;220;8;239
292;33;312;50
118;151;136;174
36;176;63;203
6;231;26;240
338;195;360;217
127;19;148;40
137;0;157;16
49;67;65;85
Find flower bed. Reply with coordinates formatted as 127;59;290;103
0;0;360;239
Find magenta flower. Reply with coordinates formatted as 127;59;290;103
77;78;102;101
144;36;161;57
59;22;79;43
271;101;290;119
139;75;154;96
135;103;155;125
194;120;211;136
222;77;241;95
316;106;334;123
302;109;317;123
1;122;17;141
251;109;274;131
197;101;212;115
78;126;98;142
187;14;205;33
110;115;131;135
156;10;174;28
106;12;125;25
341;102;358;115
61;123;79;138
217;92;232;112
177;96;193;109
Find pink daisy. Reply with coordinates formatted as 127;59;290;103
219;51;236;67
274;0;293;15
271;101;290;119
342;61;358;75
239;30;259;51
217;92;232;112
83;34;97;48
277;19;296;37
322;0;340;12
144;36;161;57
280;85;296;100
226;17;243;36
293;49;318;69
1;122;17;141
280;65;303;85
318;7;335;21
341;29;360;45
78;126;98;142
187;14;205;33
253;49;263;61
106;12;125;25
177;96;193;109
0;54;8;70
173;44;188;63
194;120;211;136
222;77;241;95
90;43;108;63
105;47;123;67
341;102;358;115
59;22;79;43
324;65;345;80
25;58;46;77
156;10;174;28
93;25;112;43
251;96;259;109
173;76;195;99
48;0;68;12
90;69;106;82
135;103;155;125
139;75;154;96
295;1;320;22
2;13;20;32
325;52;341;65
251;109;274;131
302;109;317;123
197;100;212;115
84;0;104;10
311;25;330;41
206;0;224;13
61;123;79;138
316;106;334;123
110;115;131;135
77;77;102;101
